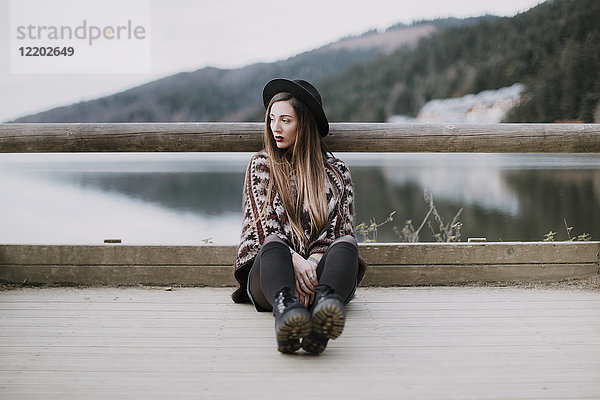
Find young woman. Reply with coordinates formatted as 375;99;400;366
232;78;366;354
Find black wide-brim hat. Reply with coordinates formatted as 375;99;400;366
262;78;329;137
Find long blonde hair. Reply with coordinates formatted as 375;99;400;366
263;92;330;248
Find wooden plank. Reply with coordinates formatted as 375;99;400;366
1;379;599;398
0;265;235;286
2;344;600;358
1;262;597;287
3;323;599;336
3;345;600;361
2;305;599;320
1;242;598;265
361;263;600;285
2;383;600;400
4;297;599;311
0;287;599;399
1;122;600;153
359;242;600;265
0;244;236;266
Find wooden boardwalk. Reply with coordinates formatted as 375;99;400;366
1;286;600;399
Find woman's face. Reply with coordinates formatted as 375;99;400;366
270;100;298;149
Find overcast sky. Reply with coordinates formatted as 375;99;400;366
1;0;543;122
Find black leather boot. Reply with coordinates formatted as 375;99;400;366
273;287;311;354
301;284;346;355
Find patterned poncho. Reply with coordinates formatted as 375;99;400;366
232;150;366;303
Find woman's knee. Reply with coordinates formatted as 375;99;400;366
326;235;359;258
259;234;291;259
332;235;358;248
263;234;288;247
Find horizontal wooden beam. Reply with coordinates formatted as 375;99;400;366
1;242;597;266
2;264;597;287
1;242;597;287
359;264;599;286
1;123;600;153
359;242;600;265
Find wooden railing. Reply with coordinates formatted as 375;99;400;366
1;122;599;287
1;122;600;153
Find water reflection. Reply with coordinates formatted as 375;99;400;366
65;172;243;215
0;153;598;244
349;154;600;242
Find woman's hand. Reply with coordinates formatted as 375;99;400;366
291;252;322;307
296;291;314;308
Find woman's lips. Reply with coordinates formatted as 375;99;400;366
275;135;284;142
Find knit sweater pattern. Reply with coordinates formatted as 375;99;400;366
232;150;366;303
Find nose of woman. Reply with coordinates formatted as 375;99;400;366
272;119;281;133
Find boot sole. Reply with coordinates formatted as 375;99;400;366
311;298;345;340
301;299;345;355
275;308;311;354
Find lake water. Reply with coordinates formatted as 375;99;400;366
1;153;598;245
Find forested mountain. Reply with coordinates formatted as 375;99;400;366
12;24;435;123
506;0;600;122
320;0;600;122
13;0;600;123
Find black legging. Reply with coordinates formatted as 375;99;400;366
248;234;359;312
